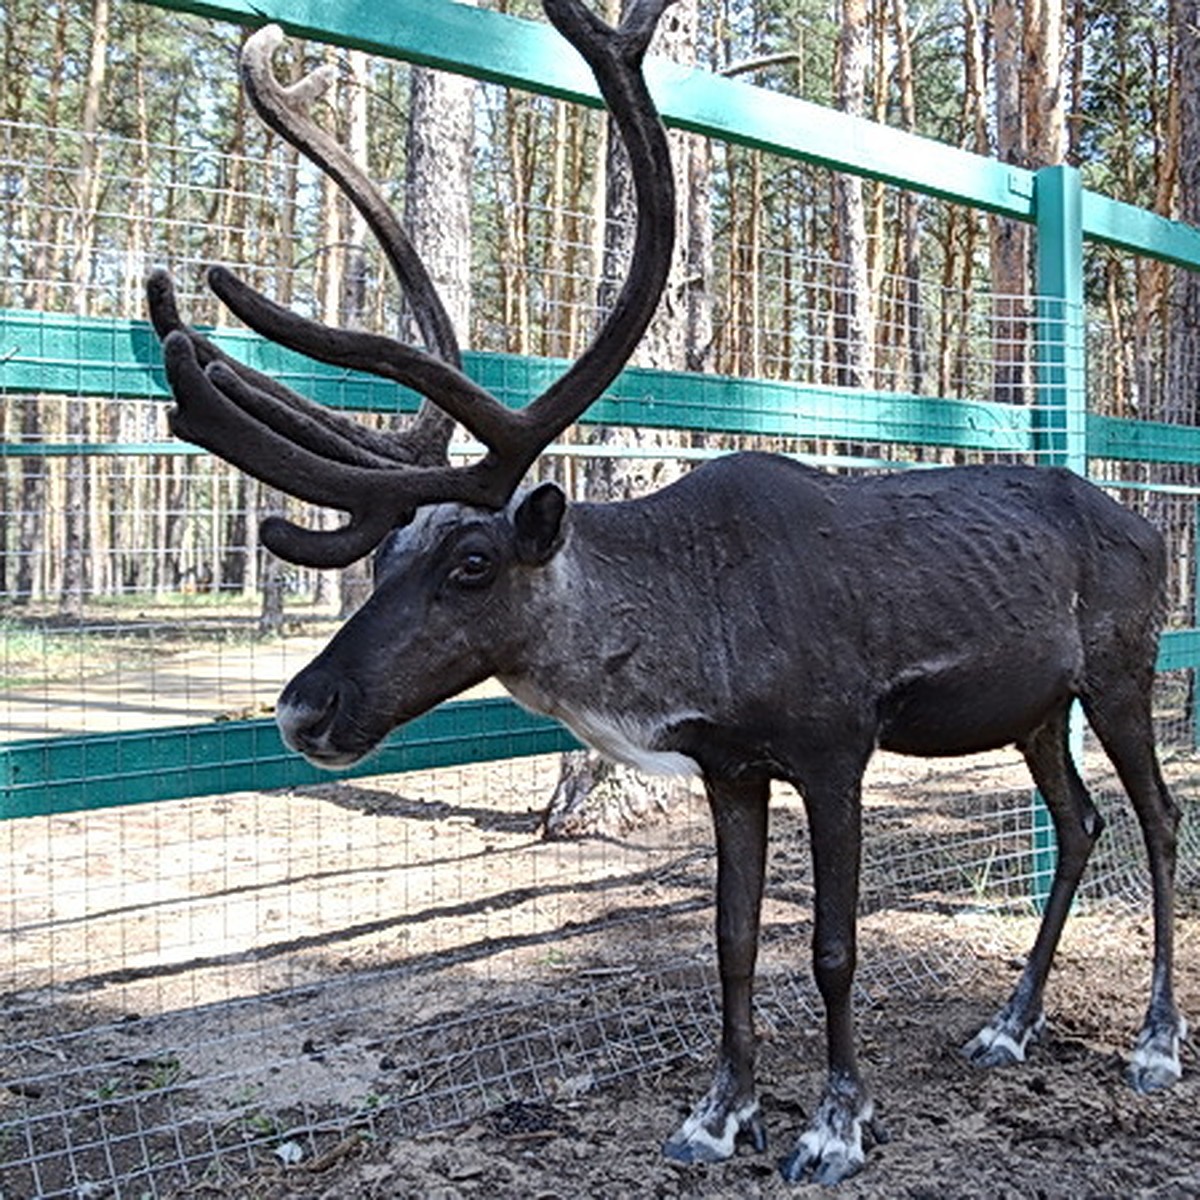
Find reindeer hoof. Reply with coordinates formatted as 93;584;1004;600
779;1145;862;1186
778;1138;863;1186
778;1087;871;1186
662;1099;764;1164
662;1135;723;1165
962;1010;1045;1068
1127;1014;1187;1093
1128;1059;1180;1093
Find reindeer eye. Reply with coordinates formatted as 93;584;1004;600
449;549;496;588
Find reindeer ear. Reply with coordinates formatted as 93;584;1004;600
513;483;567;564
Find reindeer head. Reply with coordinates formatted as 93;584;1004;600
149;0;677;765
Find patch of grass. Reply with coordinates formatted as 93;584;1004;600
0;617;156;690
1;590;337;691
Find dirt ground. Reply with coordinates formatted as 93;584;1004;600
192;909;1200;1200
4;743;1198;1199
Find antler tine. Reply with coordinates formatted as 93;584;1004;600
161;329;492;565
236;4;677;482
204;266;520;454
240;27;457;367
428;0;679;499
163;330;397;564
148;268;425;468
239;25;462;463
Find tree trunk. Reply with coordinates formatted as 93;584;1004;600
61;0;110;618
1023;0;1064;170
1067;0;1087;164
685;132;714;372
831;0;874;389
256;46;314;632
544;0;700;839
1161;0;1200;617
893;0;924;395
1134;11;1180;415
501;92;534;356
990;0;1028;405
29;5;68;310
334;47;389;619
405;60;474;338
70;0;110;310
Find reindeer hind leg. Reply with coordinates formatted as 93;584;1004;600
964;703;1100;1068
1082;681;1186;1091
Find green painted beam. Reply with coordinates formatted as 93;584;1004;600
137;0;1035;221
0;698;580;821
12;308;1200;464
1032;166;1087;473
1;308;1037;454
1086;413;1200;466
1;307;165;398
1156;627;1200;673
0;306;413;412
1082;191;1200;274
595;369;1032;448
1031;166;1089;911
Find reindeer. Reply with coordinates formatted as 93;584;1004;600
147;0;1186;1183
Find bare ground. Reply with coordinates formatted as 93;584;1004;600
3;747;1198;1199
184;910;1200;1200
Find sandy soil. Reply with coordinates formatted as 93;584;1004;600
3;744;1197;1200
180;909;1200;1200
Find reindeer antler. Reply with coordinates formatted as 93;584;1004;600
150;0;677;568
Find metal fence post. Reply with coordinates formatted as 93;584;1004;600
1030;165;1087;911
1194;502;1200;749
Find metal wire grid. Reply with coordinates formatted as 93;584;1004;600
3;413;1194;1182
0;117;294;322
3;734;1194;1196
1;758;996;1198
1;94;1197;1200
2;110;1074;403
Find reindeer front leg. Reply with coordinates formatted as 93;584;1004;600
780;760;876;1185
663;775;769;1163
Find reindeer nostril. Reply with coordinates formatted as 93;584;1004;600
307;686;339;738
277;671;341;751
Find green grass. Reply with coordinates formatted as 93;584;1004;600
0;617;151;689
1;591;338;691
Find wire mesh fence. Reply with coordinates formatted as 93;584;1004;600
2;55;1200;1198
4;747;1195;1195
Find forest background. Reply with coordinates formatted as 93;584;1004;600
2;0;1200;615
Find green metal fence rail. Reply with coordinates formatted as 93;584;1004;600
4;0;1200;823
0;699;579;821
8;306;1200;464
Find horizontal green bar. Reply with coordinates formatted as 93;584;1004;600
139;0;1034;221
1086;413;1200;465
1;309;1037;453
0;307;415;411
0;697;580;821
12;310;1200;464
591;366;1033;450
0;442;197;458
1157;628;1200;672
1;308;164;398
1082;191;1200;274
